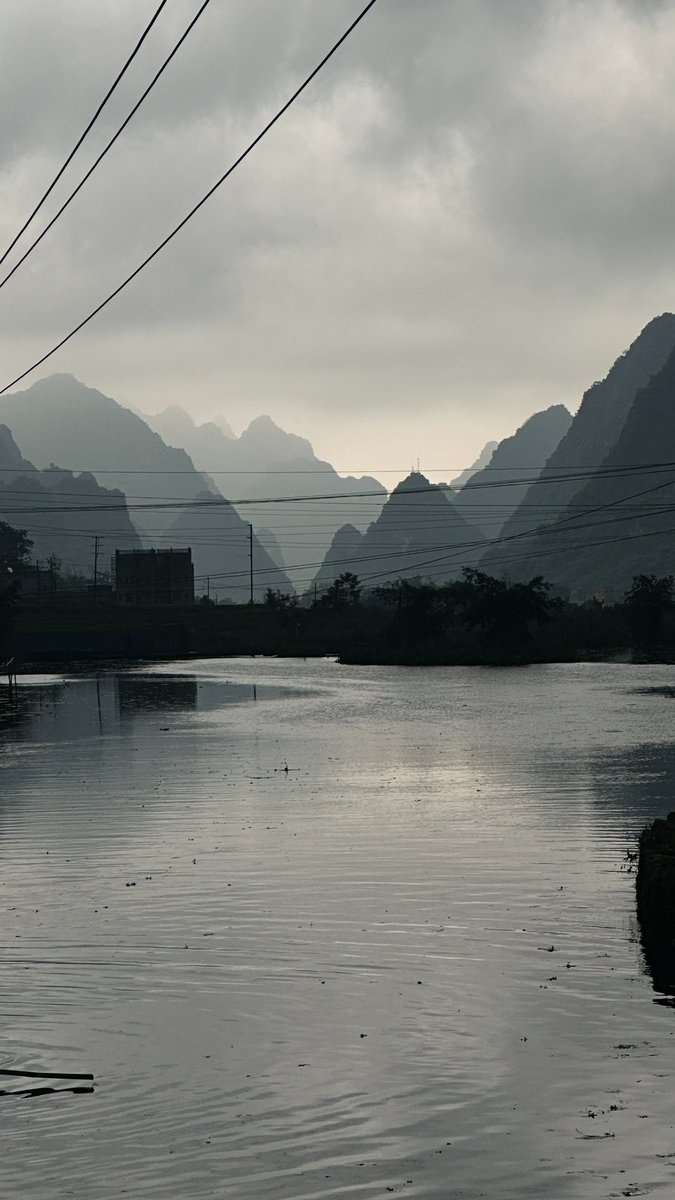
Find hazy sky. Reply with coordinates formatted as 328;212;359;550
2;0;675;479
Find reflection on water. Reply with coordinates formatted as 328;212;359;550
1;659;675;1198
116;674;199;713
0;671;305;743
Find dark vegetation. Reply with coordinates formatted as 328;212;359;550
637;812;675;995
4;561;675;669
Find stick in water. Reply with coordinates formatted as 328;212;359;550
0;1069;94;1080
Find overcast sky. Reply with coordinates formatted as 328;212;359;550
1;0;675;479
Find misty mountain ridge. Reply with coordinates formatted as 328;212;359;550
309;523;365;595
480;313;675;578
0;375;219;542
311;471;482;593
448;441;498;490
143;404;387;587
165;491;293;603
453;405;572;538
0;424;34;479
143;405;235;466
145;406;353;482
4;314;675;603
0;425;141;576
503;341;675;598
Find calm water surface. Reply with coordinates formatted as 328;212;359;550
1;658;675;1199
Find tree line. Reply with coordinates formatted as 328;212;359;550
264;568;675;664
3;514;675;664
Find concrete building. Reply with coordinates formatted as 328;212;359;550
113;548;194;606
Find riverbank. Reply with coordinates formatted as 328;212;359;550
2;594;672;670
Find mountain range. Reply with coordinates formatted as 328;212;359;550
310;471;481;593
1;311;675;603
141;407;387;587
0;424;141;576
494;340;675;598
480;313;675;583
452;405;572;538
0;376;292;598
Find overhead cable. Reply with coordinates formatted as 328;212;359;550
0;0;379;394
0;0;170;270
0;0;213;294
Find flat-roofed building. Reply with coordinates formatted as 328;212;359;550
113;548;194;606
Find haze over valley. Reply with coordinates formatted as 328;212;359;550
1;312;674;601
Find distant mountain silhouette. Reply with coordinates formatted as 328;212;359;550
311;472;481;593
0;424;33;479
256;526;286;571
165;492;293;602
481;314;675;577
146;405;235;458
309;524;365;595
0;376;217;541
142;406;386;586
0;425;141;575
453;406;572;538
448;442;498;490
508;343;675;598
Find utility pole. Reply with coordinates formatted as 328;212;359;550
93;536;100;601
206;576;210;601
248;524;254;605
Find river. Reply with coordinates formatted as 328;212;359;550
1;658;674;1198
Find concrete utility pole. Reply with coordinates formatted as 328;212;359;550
248;524;254;605
93;536;100;601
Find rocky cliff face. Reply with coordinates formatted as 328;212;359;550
448;442;498;491
480;314;675;579
309;524;365;595
0;375;216;540
148;405;235;451
0;463;141;577
0;424;33;478
311;471;482;593
454;405;572;539
143;406;387;588
501;342;675;598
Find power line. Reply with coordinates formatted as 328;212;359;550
354;521;675;590
0;460;673;476
0;0;379;394
7;463;675;591
18;503;675;594
0;0;213;294
0;0;170;269
348;474;675;585
1;461;675;515
155;484;675;585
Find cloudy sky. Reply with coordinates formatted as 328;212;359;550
1;0;675;480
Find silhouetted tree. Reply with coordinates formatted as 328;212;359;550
456;568;558;647
374;577;446;637
320;572;361;609
0;521;31;578
264;588;297;610
0;522;31;645
624;574;674;649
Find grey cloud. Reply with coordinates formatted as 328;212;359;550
1;0;675;471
